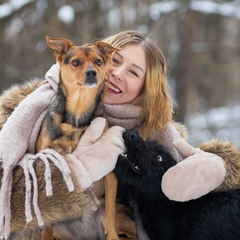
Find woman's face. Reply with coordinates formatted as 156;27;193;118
103;44;146;104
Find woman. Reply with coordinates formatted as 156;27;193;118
0;30;238;239
101;30;228;201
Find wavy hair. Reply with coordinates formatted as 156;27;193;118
103;30;173;139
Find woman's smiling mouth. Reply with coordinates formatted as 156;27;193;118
106;82;122;93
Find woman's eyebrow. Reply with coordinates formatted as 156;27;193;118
132;63;144;75
115;52;123;59
116;52;145;75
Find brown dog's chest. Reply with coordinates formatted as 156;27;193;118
37;82;104;154
55;84;104;127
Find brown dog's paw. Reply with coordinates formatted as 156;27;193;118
106;230;120;240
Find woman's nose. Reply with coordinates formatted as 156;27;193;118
111;66;124;81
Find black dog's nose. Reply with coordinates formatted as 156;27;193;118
86;69;97;77
124;130;139;141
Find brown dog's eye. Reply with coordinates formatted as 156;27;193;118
72;59;81;67
95;59;102;66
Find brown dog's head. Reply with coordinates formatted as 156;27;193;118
46;36;117;89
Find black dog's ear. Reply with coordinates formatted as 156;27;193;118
46;36;74;62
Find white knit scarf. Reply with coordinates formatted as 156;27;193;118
0;65;74;239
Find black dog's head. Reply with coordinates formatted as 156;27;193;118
114;130;177;200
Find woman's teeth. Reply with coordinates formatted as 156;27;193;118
107;83;121;93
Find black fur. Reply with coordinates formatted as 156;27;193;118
114;130;240;240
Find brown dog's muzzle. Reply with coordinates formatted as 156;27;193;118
85;69;97;87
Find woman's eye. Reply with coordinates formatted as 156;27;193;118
129;70;138;77
157;155;162;162
95;59;102;66
72;59;81;67
112;58;119;64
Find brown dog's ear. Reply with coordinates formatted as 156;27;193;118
94;42;119;61
46;36;74;62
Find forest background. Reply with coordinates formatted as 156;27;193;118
0;0;239;145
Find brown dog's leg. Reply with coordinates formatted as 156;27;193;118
41;229;54;240
115;203;137;240
104;171;120;240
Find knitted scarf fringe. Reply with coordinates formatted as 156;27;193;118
0;150;74;239
21;150;74;225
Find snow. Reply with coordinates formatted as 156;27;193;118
9;0;33;10
186;105;240;147
150;1;180;20
0;4;12;18
0;0;33;18
1;0;240;22
190;1;240;19
57;5;75;24
5;18;24;40
149;0;240;20
107;8;121;30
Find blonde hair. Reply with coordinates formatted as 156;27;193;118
103;30;173;139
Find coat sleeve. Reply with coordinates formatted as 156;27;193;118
0;160;104;238
199;139;240;192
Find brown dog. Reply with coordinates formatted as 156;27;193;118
37;36;118;240
36;36;115;154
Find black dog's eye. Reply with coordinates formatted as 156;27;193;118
72;59;81;67
95;59;102;66
157;155;163;162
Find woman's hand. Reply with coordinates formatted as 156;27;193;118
66;117;125;189
161;139;226;201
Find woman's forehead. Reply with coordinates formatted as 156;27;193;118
115;44;146;72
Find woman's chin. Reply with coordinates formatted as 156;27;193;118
102;93;122;105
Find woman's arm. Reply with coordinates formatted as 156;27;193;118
6;160;99;237
199;139;240;192
0;79;45;130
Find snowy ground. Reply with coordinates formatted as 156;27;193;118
186;105;240;148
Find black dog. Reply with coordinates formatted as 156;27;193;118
114;130;240;240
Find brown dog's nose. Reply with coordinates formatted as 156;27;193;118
86;69;97;78
85;69;97;86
